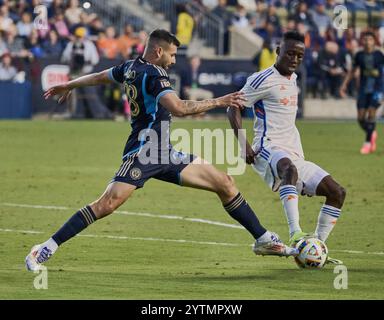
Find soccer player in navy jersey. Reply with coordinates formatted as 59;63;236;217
26;29;297;271
340;31;384;154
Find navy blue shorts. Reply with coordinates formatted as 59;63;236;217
111;149;196;188
357;92;382;110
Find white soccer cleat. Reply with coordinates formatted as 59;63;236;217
25;244;53;271
253;232;299;257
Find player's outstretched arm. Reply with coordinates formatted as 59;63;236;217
159;91;246;117
227;106;256;164
44;69;113;103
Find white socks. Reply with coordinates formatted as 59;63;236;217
256;230;273;243
315;204;341;241
279;185;301;237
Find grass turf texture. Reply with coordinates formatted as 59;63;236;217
0;120;383;299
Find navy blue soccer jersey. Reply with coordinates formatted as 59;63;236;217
353;50;384;94
108;57;175;161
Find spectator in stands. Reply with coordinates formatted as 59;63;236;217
48;0;66;19
16;12;33;39
237;0;257;12
70;11;97;35
88;16;104;42
0;4;14;32
296;22;312;48
97;26;120;59
5;24;32;59
212;0;233;54
118;24;139;59
290;1;315;31
175;3;195;47
61;26;111;119
180;55;214;102
340;27;357;52
26;28;45;58
318;41;346;98
254;21;281;47
231;4;249;28
62;26;99;76
65;0;83;27
13;0;29;19
378;10;384;45
343;38;359;97
265;5;281;31
42;29;63;57
0;52;17;81
0;31;7;56
52;11;70;41
252;38;277;71
132;30;147;57
310;0;332;37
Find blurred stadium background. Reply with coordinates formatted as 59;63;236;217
0;0;383;120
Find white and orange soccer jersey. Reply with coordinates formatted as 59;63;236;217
241;65;304;158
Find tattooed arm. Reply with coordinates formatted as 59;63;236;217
159;91;246;117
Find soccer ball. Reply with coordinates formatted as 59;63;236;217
294;237;328;269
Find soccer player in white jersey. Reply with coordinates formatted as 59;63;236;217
228;31;346;264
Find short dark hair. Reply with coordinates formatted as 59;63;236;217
362;31;375;39
283;31;305;43
148;29;180;48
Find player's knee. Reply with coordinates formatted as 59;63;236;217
94;192;125;217
336;185;346;204
218;174;237;197
328;185;346;207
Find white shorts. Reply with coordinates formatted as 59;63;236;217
251;146;329;196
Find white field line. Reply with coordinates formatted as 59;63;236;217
1;203;384;256
0;202;243;229
0;228;244;247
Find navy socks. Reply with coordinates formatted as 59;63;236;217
52;206;97;246
224;193;267;239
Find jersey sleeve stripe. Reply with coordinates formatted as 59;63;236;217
154;65;168;77
250;68;273;87
251;69;273;89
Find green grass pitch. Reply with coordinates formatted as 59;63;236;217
0;119;383;299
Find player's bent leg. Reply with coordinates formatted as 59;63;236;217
276;158;303;240
316;175;346;209
179;157;238;203
314;175;346;243
90;182;136;219
25;182;136;271
180;157;298;257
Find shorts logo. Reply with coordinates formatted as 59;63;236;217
129;167;142;180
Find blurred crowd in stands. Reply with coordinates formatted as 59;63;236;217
0;0;383;117
174;0;384;99
0;0;147;76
